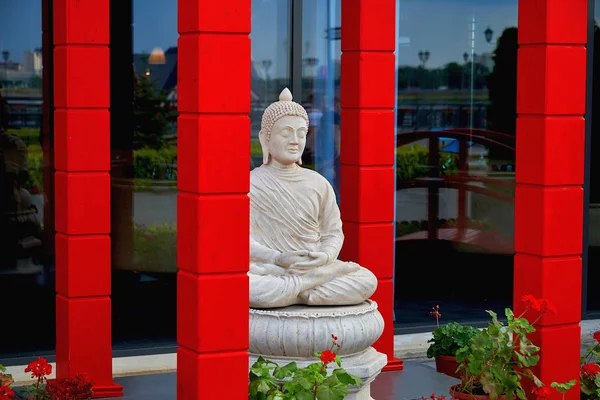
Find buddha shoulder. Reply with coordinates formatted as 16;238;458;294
300;167;330;184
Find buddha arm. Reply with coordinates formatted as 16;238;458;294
250;239;281;265
318;183;344;263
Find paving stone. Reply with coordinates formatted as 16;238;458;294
94;360;458;400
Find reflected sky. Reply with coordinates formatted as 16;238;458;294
2;0;521;73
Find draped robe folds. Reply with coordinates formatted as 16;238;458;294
248;164;377;308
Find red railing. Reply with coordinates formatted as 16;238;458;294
396;128;515;253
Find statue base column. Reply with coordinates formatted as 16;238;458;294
249;300;387;399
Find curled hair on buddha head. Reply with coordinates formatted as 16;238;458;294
258;88;309;165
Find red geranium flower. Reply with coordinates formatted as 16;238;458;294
522;295;541;311
532;386;551;400
319;350;336;364
581;363;600;376
593;331;600;343
0;385;15;400
24;357;52;379
46;374;94;400
539;299;556;315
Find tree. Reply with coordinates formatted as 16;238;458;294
445;62;463;89
589;24;600;203
132;71;177;150
486;27;518;160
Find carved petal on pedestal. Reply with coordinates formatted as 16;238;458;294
249;300;384;358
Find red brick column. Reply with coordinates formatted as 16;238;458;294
53;0;122;397
339;0;403;371
176;1;251;398
514;1;587;398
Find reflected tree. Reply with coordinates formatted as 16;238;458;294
590;24;600;202
132;71;177;150
486;27;518;160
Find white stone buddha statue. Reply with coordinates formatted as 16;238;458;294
249;88;377;309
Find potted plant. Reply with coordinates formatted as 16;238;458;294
0;357;94;400
249;334;362;400
0;364;15;400
451;295;576;400
580;330;600;399
426;305;481;378
0;364;13;388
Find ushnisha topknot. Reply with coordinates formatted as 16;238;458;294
260;88;309;140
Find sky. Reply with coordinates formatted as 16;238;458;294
0;0;536;77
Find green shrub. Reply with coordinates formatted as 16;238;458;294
396;143;459;181
427;321;481;358
133;223;176;273
26;145;43;192
14;134;465;193
133;146;177;179
7;128;40;146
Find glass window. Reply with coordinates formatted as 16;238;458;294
109;0;292;347
300;0;341;196
110;0;179;345
0;0;55;356
394;0;518;327
250;0;292;170
586;1;600;314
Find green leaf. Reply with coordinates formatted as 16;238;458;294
335;356;342;367
292;370;318;390
529;372;544;388
296;391;315;400
249;378;276;397
266;391;287;400
551;380;577;394
332;369;362;387
315;381;348;400
0;364;5;373
505;308;514;319
250;371;261;382
274;362;298;379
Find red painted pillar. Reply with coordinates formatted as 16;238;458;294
53;0;122;397
514;1;587;398
339;0;403;371
176;1;251;398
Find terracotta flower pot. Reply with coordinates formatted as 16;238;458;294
450;384;506;400
0;374;13;387
435;355;461;378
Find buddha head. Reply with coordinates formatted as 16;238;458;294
259;88;309;166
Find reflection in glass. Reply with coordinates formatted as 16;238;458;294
586;2;600;313
250;0;292;170
107;0;292;346
110;0;179;344
301;0;341;196
0;0;55;355
394;0;517;326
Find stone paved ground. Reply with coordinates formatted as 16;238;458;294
96;360;458;400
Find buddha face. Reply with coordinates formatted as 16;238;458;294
267;115;307;166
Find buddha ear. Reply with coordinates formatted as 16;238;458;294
258;130;270;165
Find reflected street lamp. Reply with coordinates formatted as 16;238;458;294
484;26;494;44
262;59;272;78
418;50;430;67
262;59;272;96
